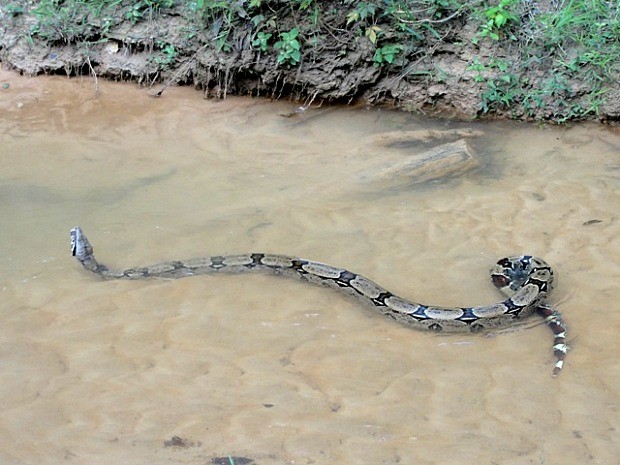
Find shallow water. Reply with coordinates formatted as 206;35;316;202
0;69;618;465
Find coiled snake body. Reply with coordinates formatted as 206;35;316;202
70;227;568;375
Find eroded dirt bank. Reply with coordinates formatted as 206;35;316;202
0;1;618;122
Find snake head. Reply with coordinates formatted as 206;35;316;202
491;255;556;298
70;226;93;259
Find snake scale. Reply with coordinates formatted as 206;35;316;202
70;226;568;375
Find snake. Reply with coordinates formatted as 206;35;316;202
70;226;568;375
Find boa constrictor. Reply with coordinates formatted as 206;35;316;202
70;226;568;375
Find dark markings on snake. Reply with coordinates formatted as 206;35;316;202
372;292;393;306
456;308;478;322
210;256;226;270
250;253;264;266
337;270;357;284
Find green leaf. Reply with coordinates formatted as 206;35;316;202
366;27;376;44
346;11;359;25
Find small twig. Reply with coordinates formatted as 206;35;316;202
149;45;208;98
320;20;356;46
304;90;319;108
148;59;194;98
393;8;464;25
85;56;99;96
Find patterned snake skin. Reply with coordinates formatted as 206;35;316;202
70;227;568;375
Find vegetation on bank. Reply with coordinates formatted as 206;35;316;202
2;0;619;121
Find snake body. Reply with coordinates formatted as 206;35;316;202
70;227;568;375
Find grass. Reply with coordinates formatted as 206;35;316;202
513;0;619;120
469;0;619;119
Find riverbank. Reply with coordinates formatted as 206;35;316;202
1;0;618;122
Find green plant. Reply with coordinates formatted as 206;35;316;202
125;0;173;23
187;0;252;52
474;0;519;42
251;31;272;52
31;0;85;43
467;58;488;82
274;27;301;65
346;2;376;25
428;0;462;19
481;73;522;113
343;0;468;70
125;3;144;22
296;0;315;10
29;0;125;44
4;3;25;16
373;43;402;66
466;56;523;114
467;57;510;82
154;42;177;68
346;2;381;44
515;0;619;120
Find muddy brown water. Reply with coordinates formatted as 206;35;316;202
1;70;619;465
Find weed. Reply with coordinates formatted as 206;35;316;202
125;3;144;23
31;0;90;43
467;57;510;83
30;0;138;42
474;0;519;43
296;0;315;11
4;3;25;16
467;58;489;83
274;28;301;65
481;73;522;113
251;31;272;52
346;2;381;45
518;0;619;119
125;0;173;23
346;2;376;25
154;42;177;69
373;43;403;66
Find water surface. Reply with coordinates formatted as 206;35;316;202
1;70;618;464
